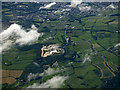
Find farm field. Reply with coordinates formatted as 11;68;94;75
1;1;119;89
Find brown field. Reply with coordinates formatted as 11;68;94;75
93;44;100;48
109;21;118;24
0;70;23;85
1;70;10;78
2;77;16;85
9;70;23;78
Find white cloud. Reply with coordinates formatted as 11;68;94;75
39;2;56;9
107;4;116;9
54;8;71;15
30;0;39;3
68;0;82;7
62;8;71;12
27;75;68;88
33;62;40;67
78;6;91;11
44;67;60;75
43;36;53;42
27;73;43;82
0;40;13;54
0;23;43;54
82;49;96;64
114;43;120;47
82;54;91;64
27;67;60;82
67;0;91;11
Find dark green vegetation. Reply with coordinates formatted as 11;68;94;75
2;46;37;70
2;2;119;88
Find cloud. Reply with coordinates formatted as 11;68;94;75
27;67;60;82
44;67;60;75
43;36;53;42
114;43;120;47
0;40;12;54
27;73;43;82
82;49;96;64
67;0;91;11
68;0;82;7
78;5;91;11
30;0;39;3
107;4;116;9
33;62;40;67
39;2;56;9
82;54;91;63
0;24;43;54
27;75;68;88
